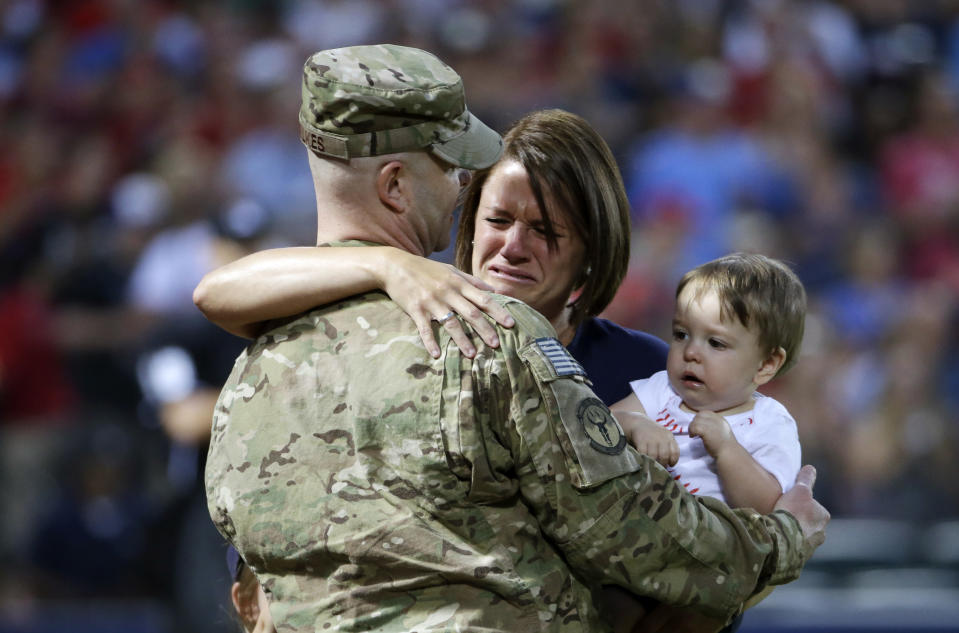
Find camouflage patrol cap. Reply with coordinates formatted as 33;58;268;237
299;44;503;169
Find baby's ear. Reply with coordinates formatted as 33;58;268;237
755;346;787;386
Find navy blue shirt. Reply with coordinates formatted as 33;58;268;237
566;317;669;406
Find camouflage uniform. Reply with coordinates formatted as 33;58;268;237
206;242;809;633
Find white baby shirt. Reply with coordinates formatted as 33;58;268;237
628;370;801;503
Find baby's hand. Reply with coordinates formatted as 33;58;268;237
688;410;735;458
613;411;679;467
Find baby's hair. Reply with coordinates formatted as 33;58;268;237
677;253;806;377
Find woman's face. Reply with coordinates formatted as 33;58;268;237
470;159;586;322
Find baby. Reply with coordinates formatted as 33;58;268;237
603;252;806;633
613;252;805;514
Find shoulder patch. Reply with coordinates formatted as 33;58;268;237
518;337;639;488
577;397;626;455
535;337;587;377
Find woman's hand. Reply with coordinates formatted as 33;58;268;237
376;249;515;358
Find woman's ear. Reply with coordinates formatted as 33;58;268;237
566;286;585;307
565;264;592;307
376;160;408;214
754;346;787;386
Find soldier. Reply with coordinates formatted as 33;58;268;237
205;44;828;633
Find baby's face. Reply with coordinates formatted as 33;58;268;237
666;283;768;414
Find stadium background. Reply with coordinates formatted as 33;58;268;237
1;1;958;631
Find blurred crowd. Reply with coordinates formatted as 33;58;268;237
1;0;958;631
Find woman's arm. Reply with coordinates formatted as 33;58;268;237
193;245;514;357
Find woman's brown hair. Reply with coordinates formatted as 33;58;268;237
454;109;631;328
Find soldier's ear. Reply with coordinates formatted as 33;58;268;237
231;580;260;630
377;160;410;214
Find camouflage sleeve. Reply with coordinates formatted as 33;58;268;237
489;298;809;621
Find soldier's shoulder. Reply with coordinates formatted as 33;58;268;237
489;294;556;339
247;294;399;359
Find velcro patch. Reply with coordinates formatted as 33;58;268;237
577;398;626;455
535;337;587;377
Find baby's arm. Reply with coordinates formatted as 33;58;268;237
193;246;514;357
688;411;782;513
611;393;679;468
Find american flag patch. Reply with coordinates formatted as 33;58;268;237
535;337;587;377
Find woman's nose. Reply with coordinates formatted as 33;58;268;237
500;224;528;260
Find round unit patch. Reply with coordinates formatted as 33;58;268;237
577;398;626;455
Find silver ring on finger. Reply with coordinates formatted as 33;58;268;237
435;311;456;325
